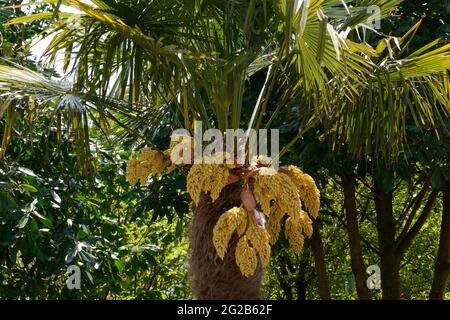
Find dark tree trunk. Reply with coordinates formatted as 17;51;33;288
188;183;264;299
309;220;332;299
430;181;450;300
341;173;372;300
295;261;308;300
278;252;293;300
373;181;401;300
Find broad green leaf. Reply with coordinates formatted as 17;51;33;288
114;260;124;273
18;167;37;177
50;190;62;204
17;215;29;229
21;184;38;193
33;211;54;229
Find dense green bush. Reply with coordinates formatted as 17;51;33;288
0;112;191;299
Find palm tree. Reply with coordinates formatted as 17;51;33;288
0;0;449;299
324;20;450;299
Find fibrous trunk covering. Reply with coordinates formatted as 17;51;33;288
188;183;264;299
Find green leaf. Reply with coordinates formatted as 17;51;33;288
431;169;442;190
18;167;37;177
85;270;94;285
21;184;38;193
114;260;123;273
30;216;39;232
50;190;62;204
4;12;72;25
0;181;13;190
33;211;54;229
17;215;29;229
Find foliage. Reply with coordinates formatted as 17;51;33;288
0;111;191;299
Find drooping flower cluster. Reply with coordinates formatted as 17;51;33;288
249;165;319;257
186;163;229;204
246;220;271;267
253;168;302;218
288;165;320;218
126;134;193;186
213;206;271;277
213;207;247;259
236;235;258;278
126;148;165;186
126;139;320;278
211;164;320;277
267;203;284;244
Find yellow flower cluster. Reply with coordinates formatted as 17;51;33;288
213;206;271;277
285;210;313;253
236;212;248;236
285;213;305;253
126;142;321;278
126;160;141;187
213;207;247;259
246;221;271;267
288;165;320;219
267;203;285;245
253;169;302;218
186;163;229;204
235;236;258;278
126;148;165;187
300;210;314;238
251;165;319;255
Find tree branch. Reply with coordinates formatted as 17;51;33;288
360;235;380;256
396;190;438;259
395;180;429;246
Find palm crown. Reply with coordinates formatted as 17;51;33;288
2;0;448;166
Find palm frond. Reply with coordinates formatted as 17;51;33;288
325;36;450;163
0;63;154;165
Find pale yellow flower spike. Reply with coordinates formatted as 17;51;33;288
253;170;302;218
212;207;247;259
126;159;139;187
126;148;166;187
139;148;166;175
246;220;271;267
267;203;285;245
235;236;258;278
236;211;249;236
256;193;273;217
187;164;229;204
289;165;320;219
285;211;305;253
300;210;314;238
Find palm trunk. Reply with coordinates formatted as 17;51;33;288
341;173;372;300
430;181;450;300
188;183;264;299
309;220;331;299
373;181;401;300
